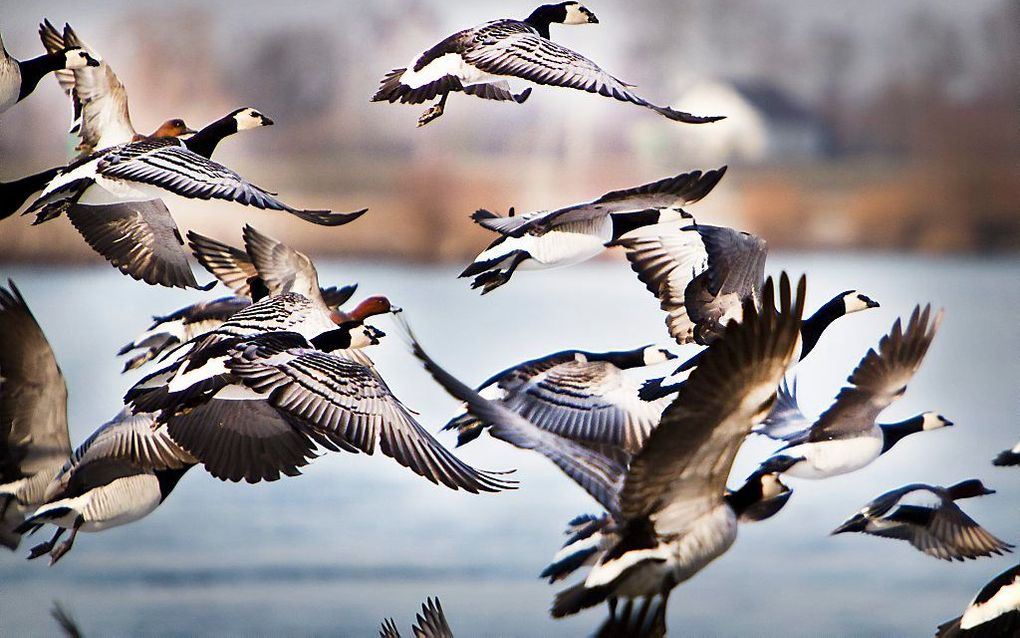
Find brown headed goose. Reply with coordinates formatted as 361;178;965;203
0;281;72;551
0;27;97;113
756;305;952;479
403;275;802;630
936;563;1020;637
16;410;195;565
443;344;676;454
118;226;358;371
20;111;363;289
380;597;454;638
831;479;1012;561
619;223;879;399
126;326;513;492
461;168;725;294
372;2;723;127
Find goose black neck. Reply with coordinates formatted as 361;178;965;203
945;479;991;501
17;52;67;100
588;348;646;370
310;326;355;352
609;209;660;241
524;4;567;38
799;297;845;361
0;166;60;220
880;416;924;453
156;466;192;501
724;476;765;517
184;116;238;159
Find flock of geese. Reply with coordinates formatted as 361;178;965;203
1;3;1017;637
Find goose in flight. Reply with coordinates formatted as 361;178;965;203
0;281;72;551
372;2;723;127
993;440;1020;467
616;223;879;398
127;326;514;492
16;410;195;565
21;112;364;289
461;167;725;293
756;305;951;479
936;563;1020;637
0;27;97;113
442;344;676;455
831;479;1012;561
403;275;804;630
118;225;359;371
379;597;454;638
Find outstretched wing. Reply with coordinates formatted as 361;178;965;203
188;230;258;296
225;341;515;493
463;26;723;124
810;305;942;441
620;275;804;525
755;377;812;442
241;224;324;304
0;282;71;483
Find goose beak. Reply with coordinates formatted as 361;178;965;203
85;53;101;67
390;305;403;314
831;514;867;535
261;115;275;126
587;13;599;23
863;296;880;309
183;127;198;135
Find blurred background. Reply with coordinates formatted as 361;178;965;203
1;1;1018;636
2;0;1018;261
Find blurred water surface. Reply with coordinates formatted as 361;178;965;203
0;253;1017;637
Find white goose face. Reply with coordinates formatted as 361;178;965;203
64;48;99;69
655;208;690;224
349;324;385;349
922;411;953;431
841;290;880;314
641;346;677;366
233;107;274;131
562;2;599;25
759;473;789;499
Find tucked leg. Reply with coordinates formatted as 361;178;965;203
418;92;450;127
48;516;84;565
28;527;65;560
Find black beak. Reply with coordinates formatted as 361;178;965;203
663;350;678;361
831;515;867;535
863;296;880;309
942;418;955;427
85;53;101;67
261;115;274;126
587;12;599;23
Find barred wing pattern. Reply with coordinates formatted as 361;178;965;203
226;343;515;493
97;140;366;226
463;23;723;124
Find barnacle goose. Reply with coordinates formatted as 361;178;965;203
756;305;952;479
0;28;97;113
372;2;723;127
936;563;1020;637
461;167;725;293
832;479;1012;561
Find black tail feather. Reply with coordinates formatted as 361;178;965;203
0;167;60;220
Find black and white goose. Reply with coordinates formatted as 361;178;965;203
545;274;804;621
442;344;676;454
380;597;454;638
0;281;72;551
831;479;1012;561
461;167;725;293
0;28;97;113
756;305;951;479
617;223;879;398
128;328;514;492
936;563;1020;637
22;110;362;289
993;441;1020;467
16;410;195;565
37;20;203;158
372;2;723;127
118;226;359;371
403;276;803;628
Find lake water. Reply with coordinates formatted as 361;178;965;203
1;253;1017;637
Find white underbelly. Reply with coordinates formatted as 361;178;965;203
0;61;21;112
783;434;884;479
661;504;738;585
80;474;162;532
401;53;503;89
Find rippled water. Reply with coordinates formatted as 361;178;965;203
1;253;1017;637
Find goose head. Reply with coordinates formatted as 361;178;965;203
838;290;880;315
921;411;953;431
62;47;100;69
641;345;677;366
560;2;599;24
526;3;599;31
230;107;274;131
151;118;197;138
